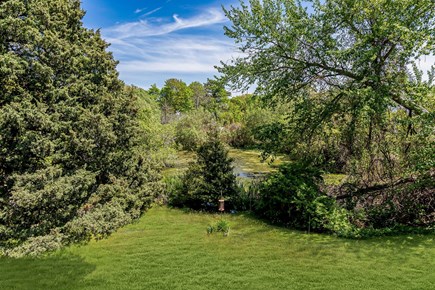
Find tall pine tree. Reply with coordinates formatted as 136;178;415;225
0;0;161;256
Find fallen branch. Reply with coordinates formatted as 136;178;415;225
335;177;416;200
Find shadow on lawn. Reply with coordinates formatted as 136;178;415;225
0;253;95;290
234;211;434;260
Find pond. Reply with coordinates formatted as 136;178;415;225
162;148;346;185
162;148;284;179
229;149;284;179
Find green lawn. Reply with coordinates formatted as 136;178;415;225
1;207;434;290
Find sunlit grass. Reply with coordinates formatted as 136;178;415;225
1;207;434;290
161;151;196;177
323;173;347;186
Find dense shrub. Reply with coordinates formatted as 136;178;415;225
161;175;183;205
174;109;215;151
223;107;277;148
252;162;357;235
222;123;253;148
339;174;435;229
254;162;331;230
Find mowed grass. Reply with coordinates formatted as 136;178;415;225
1;207;434;290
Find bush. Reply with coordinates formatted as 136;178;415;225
232;178;263;212
223;107;277;148
340;175;435;229
159;175;183;205
222;123;253;148
253;162;330;230
322;205;359;237
174;109;215;151
251;162;365;236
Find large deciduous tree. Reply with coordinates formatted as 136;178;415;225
0;0;161;256
219;0;434;179
159;78;193;123
189;81;206;109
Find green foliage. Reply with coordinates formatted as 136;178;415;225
189;81;206;109
322;205;359;238
147;84;160;99
219;0;435;180
220;94;288;148
232;178;263;212
406;111;435;174
206;219;230;236
254;162;330;230
170;131;239;210
221;0;435;113
0;0;161;256
129;86;163;148
225;107;277;148
250;162;362;236
161;175;183;205
159;79;193;123
132;85;177;167
174;109;215;151
203;78;230;119
342;177;435;229
222;94;252;124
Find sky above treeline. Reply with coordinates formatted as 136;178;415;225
81;1;434;91
81;0;238;90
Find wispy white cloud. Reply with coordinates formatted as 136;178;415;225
142;7;162;17
134;8;146;14
105;8;227;39
106;34;240;87
101;6;238;88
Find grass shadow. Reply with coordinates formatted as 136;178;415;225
0;253;95;290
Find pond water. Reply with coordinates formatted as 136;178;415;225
162;148;346;185
162;149;283;179
229;149;283;179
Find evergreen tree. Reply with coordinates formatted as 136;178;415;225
0;0;160;256
177;131;238;210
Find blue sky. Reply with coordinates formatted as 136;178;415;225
81;0;239;89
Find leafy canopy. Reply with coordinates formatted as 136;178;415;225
220;0;434;113
219;0;435;177
159;78;193;123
